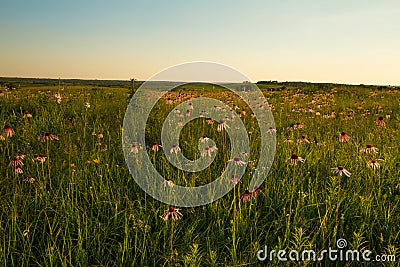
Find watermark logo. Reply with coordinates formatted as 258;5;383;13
257;238;396;262
122;62;276;207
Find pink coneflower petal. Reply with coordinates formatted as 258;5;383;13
33;154;47;163
163;178;175;188
24;177;36;183
9;159;24;168
130;145;139;154
14;168;23;174
331;166;351;177
251;187;264;197
152;143;161;152
201;145;218;157
23;112;33;118
240;190;252;202
339;132;350;142
367;160;380;170
228;157;246;166
217;119;229;132
375;116;385;126
38;132;59;141
199;135;210;143
286;153;305;165
229;174;241;185
360;144;379;153
3;125;13;137
15;153;26;160
170;144;181;154
162;206;183;221
298;136;310;143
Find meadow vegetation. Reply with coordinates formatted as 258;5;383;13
0;79;399;266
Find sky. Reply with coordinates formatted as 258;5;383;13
1;0;399;85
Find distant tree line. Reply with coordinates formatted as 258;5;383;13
0;77;144;89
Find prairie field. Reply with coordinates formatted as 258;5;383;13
0;80;399;266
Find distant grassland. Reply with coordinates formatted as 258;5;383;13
0;80;399;266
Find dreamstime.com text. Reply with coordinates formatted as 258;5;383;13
257;239;396;263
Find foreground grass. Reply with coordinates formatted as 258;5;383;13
0;83;399;266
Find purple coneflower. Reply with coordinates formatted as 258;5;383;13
185;110;191;117
162;206;183;221
240;190;252;202
331;166;351;177
251;186;264;197
298;136;310;143
130;145;139;154
206;118;214;125
217;119;229;132
3;125;13;137
360;144;379;153
294;122;303;129
286;154;305;165
170;144;181;154
267;127;277;134
23;112;33;118
24;177;36;183
201;145;218;157
9;157;24;168
38;132;59;141
199;135;210;143
15;153;25;160
375;116;385;126
33;154;46;163
228;157;247;166
229;174;241;185
163;178;174;188
53;93;62;104
199;110;207;117
367;160;380;170
339;132;350;142
152;143;161;152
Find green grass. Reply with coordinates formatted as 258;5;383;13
0;83;399;266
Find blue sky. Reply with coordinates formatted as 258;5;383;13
1;0;399;85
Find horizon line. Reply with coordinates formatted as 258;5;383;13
0;76;398;87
